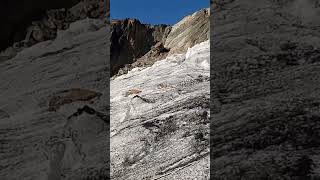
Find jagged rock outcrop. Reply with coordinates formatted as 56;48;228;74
211;0;320;179
0;18;109;180
110;19;171;76
0;0;79;51
0;0;109;61
114;42;170;77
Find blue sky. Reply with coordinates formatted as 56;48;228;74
110;0;209;25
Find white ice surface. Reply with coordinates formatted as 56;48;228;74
111;40;210;179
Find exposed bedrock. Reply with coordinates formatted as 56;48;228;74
110;19;171;76
164;8;210;55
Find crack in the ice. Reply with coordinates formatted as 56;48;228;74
32;43;82;61
155;151;209;176
67;105;108;123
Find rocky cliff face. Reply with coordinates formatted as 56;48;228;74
111;8;210;76
211;0;320;179
0;18;110;180
110;19;171;76
165;8;210;55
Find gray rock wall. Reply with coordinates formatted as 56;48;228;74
110;19;171;76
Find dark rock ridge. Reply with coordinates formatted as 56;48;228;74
110;19;171;76
0;0;79;51
0;0;109;60
115;42;170;77
211;0;320;179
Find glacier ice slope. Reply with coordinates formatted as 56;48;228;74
0;18;109;179
111;40;210;179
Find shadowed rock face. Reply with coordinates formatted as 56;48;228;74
114;42;170;77
110;19;171;76
0;0;79;51
211;0;320;179
0;0;109;54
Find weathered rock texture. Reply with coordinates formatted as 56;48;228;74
0;0;109;61
211;0;320;179
0;18;109;180
0;0;78;51
114;42;170;77
110;19;171;76
165;8;210;55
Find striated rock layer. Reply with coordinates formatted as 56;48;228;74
165;8;210;55
211;0;320;179
0;18;110;180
